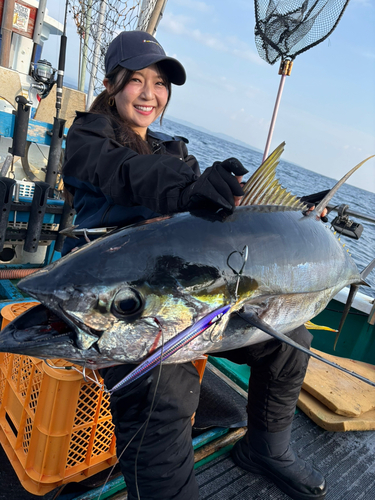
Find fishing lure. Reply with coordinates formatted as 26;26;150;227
108;304;231;394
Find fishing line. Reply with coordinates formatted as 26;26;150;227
97;318;165;500
97;417;148;500
135;318;165;500
324;307;368;317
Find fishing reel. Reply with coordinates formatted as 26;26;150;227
30;59;57;99
331;204;363;240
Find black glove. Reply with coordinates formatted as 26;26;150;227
178;158;248;213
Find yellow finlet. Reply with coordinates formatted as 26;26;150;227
305;321;338;332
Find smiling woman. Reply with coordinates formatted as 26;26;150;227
60;28;252;500
104;65;170;139
58;29;328;500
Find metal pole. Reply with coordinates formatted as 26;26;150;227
262;74;286;163
262;60;293;163
86;0;106;109
78;34;82;86
0;0;15;68
32;0;47;45
146;0;167;35
79;0;93;92
31;0;47;67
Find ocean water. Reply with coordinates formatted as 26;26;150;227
153;118;375;299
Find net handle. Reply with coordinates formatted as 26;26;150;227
262;60;293;162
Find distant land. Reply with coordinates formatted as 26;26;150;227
166;116;263;154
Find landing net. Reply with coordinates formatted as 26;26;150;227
254;0;350;65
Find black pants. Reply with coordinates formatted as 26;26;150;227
102;325;312;500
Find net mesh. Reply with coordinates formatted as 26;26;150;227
67;0;163;94
254;0;350;65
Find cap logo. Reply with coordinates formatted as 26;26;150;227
143;39;162;49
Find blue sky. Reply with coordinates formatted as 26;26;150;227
44;0;375;192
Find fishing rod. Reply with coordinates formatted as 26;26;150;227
44;0;68;194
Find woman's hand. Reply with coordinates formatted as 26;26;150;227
178;158;248;213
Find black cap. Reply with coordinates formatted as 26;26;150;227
105;30;186;85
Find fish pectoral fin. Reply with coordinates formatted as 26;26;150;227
236;311;375;388
236;309;303;347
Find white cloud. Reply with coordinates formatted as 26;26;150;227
360;51;375;60
173;0;213;13
161;13;192;35
182;57;238;93
162;13;264;65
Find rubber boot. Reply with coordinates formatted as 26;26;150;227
231;424;327;500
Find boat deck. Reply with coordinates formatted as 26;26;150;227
1;410;374;500
1;362;375;500
197;411;375;500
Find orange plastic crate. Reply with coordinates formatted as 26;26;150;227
0;302;117;495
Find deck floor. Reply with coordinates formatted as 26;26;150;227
196;411;375;499
2;410;375;499
1;366;375;500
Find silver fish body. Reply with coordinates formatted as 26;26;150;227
0;205;360;369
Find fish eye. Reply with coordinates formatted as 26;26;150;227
111;288;144;319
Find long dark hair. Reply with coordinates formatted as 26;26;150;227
90;64;172;155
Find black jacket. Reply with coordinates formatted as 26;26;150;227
62;112;200;254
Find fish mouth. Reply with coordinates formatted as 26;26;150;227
0;304;75;352
0;303;105;360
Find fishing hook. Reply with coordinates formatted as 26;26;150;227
227;245;249;301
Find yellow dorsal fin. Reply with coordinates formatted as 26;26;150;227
240;143;307;210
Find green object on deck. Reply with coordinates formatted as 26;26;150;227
72;476;126;500
208;357;250;391
311;298;375;364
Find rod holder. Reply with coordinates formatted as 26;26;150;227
24;182;50;253
0;177;16;252
9;96;31;158
54;202;76;253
